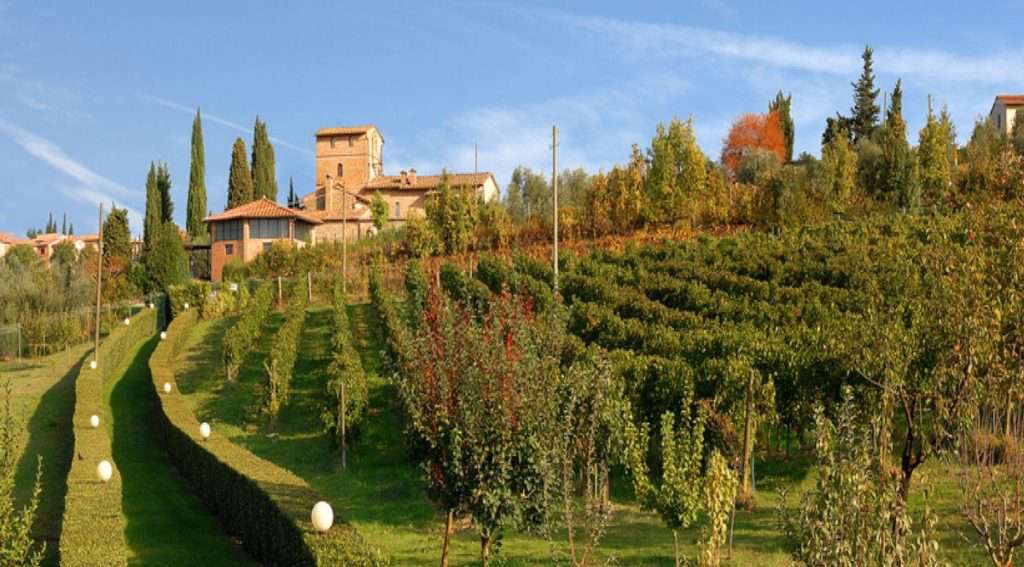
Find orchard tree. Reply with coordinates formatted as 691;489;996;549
426;171;479;255
227;137;255;208
722;112;786;173
400;288;564;567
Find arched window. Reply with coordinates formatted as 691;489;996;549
337;163;343;177
394;201;401;218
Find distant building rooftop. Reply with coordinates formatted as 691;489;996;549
204;198;323;224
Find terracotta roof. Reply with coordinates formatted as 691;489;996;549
203;198;323;224
315;125;379;137
30;233;64;244
76;234;100;242
365;172;495;191
995;94;1024;105
0;232;16;244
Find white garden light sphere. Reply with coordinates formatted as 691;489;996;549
311;501;334;532
124;318;131;326
89;360;97;370
97;460;113;483
90;415;100;428
148;302;154;309
163;382;172;394
199;422;211;440
160;331;167;340
183;302;189;310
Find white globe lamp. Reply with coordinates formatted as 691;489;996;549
311;501;334;532
183;302;189;310
163;382;172;394
124;317;130;326
90;415;100;428
148;302;154;309
160;331;167;340
97;460;113;483
199;422;211;440
89;360;97;370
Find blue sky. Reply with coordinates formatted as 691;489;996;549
0;1;1020;236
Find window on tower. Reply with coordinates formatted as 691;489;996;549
337;163;344;177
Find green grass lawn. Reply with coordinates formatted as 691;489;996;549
172;305;991;566
104;335;253;566
3;343;91;566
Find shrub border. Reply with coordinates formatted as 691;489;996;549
147;310;384;566
59;308;157;567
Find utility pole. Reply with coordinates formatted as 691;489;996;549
93;203;104;365
474;143;479;173
551;125;559;292
342;180;348;295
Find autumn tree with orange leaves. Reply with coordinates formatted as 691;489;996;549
721;112;787;173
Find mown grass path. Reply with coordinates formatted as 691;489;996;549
105;335;253;566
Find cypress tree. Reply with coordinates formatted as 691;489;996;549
157;162;173;222
46;212;54;233
287;177;296;207
61;212;66;235
769;91;795;161
227;137;255;209
68;222;74;235
251;117;278;201
850;46;880;143
143;162;162;254
186;109;207;241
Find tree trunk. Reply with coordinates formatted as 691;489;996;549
739;371;755;501
481;531;491;567
440;509;453;567
673;529;681;567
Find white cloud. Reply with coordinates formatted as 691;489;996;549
0;121;135;198
61;186;144;235
562;13;1024;85
139;93;314;157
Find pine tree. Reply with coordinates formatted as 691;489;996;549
850;46;881;143
876;90;918;209
157;162;173;222
769;91;795;161
143;162;162;254
227;137;255;209
251;117;278;201
918;96;952;205
885;79;906;139
186;109;207;241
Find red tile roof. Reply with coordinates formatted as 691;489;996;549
0;232;17;244
365;172;495;191
30;233;64;244
203;198;323;224
996;94;1024;105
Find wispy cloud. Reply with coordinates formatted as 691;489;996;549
561;13;1024;84
0;121;143;231
139;93;314;157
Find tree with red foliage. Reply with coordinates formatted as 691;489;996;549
721;111;787;172
399;286;565;567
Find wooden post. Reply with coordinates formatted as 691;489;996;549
342;181;348;295
341;382;347;471
307;272;313;303
93;203;104;364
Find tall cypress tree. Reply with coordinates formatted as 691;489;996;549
143;162;162;254
157;162;173;222
287;177;296;207
46;212;54;233
850;46;881;143
769;91;794;162
251;117;278;201
186;109;207;241
61;212;66;235
227;137;255;209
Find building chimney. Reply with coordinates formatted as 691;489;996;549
408;168;417;185
400;170;408;184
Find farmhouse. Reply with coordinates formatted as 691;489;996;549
989;94;1024;134
297;125;500;242
204;198;321;282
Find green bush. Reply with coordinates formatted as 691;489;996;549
221;258;250;282
223;282;274;382
59;309;156;567
149;311;386;566
403;260;428;330
369;268;408;373
321;284;369;449
263;277;308;420
439;262;491;314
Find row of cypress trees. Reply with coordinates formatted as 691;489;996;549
226;117;278;209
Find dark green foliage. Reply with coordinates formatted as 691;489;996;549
769;91;795;162
144;221;190;292
370;191;388;232
321;284;369;448
223;282;273;381
368;268;408;373
263;276;308;420
287;177;297;207
59;309;156;567
186;110;207;241
221;258;250;283
148;312;386;567
1;382;45;566
850;46;880;143
426;171;479;254
143;162;161;254
102;205;132;262
504;166;550;224
403;259;428;329
439;262;491;314
157;162;173;222
251;117;277;201
227;137;255;209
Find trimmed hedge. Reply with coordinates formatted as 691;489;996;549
148;310;386;566
59;308;157;567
